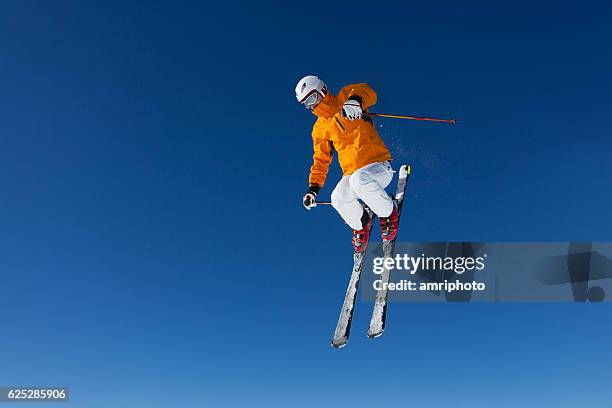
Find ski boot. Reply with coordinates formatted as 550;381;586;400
352;212;372;252
380;202;399;242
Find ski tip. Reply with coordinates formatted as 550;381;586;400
367;330;384;339
399;165;410;178
331;338;348;349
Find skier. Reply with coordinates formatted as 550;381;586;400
296;75;399;252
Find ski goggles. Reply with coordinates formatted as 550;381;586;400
300;90;324;110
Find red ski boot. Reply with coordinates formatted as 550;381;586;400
380;202;399;242
352;212;373;252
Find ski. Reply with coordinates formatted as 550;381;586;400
367;164;411;338
331;209;377;348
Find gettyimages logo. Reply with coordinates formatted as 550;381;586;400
367;243;489;298
372;253;487;275
361;242;612;302
371;251;488;293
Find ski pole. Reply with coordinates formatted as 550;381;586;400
315;201;332;206
364;112;456;125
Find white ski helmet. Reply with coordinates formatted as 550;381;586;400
295;75;327;109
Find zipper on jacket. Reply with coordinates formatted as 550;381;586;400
334;116;345;132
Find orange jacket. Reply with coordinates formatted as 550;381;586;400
308;83;392;189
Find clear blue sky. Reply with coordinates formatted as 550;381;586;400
1;1;611;407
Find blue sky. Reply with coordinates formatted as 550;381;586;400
1;1;611;407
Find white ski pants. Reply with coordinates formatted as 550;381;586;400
331;161;394;230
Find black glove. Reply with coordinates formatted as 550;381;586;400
303;185;320;210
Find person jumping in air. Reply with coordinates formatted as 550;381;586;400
296;75;398;252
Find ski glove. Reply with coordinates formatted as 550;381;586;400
342;100;363;121
303;186;320;210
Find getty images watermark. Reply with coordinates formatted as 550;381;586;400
372;252;488;293
361;242;612;302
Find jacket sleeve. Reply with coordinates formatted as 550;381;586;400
343;83;377;110
308;123;333;189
